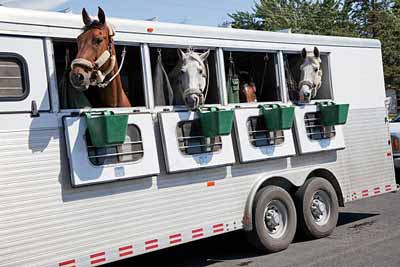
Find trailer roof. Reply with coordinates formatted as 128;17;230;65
0;6;381;49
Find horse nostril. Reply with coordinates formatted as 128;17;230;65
78;73;84;82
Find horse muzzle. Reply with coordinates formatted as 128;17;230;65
70;71;90;91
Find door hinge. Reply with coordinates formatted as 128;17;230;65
31;100;40;117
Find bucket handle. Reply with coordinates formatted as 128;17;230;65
84;110;114;119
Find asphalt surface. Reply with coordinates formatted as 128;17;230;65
106;190;400;267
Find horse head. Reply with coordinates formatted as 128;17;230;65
70;7;116;91
171;49;210;110
298;47;323;103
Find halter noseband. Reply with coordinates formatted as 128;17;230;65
71;23;119;88
298;79;319;98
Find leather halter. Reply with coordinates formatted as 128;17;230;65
71;23;118;88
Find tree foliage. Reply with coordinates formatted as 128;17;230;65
228;0;400;89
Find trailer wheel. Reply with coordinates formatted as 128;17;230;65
295;177;339;239
247;186;297;253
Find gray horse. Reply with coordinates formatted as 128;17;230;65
169;49;210;109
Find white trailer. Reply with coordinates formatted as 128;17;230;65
0;7;396;267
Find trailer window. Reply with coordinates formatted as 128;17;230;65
247;116;285;147
53;41;145;109
177;120;222;155
150;47;220;106
304;112;336;140
223;51;280;104
284;52;332;102
86;124;144;166
0;55;28;100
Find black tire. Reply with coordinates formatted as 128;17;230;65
295;177;339;239
246;186;297;253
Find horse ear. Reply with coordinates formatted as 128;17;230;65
314;47;320;58
177;49;185;59
98;6;106;24
301;48;307;59
82;8;92;26
200;50;210;61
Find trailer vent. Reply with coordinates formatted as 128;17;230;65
86;124;144;166
304;112;336;140
177;120;222;155
247;116;285;147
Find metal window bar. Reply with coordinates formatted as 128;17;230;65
86;126;144;166
304;112;336;140
247;116;285;147
177;120;223;155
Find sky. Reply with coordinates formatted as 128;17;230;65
0;0;255;26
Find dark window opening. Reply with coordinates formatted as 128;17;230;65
304;112;336;140
284;53;332;102
0;55;29;101
177;120;222;155
150;47;220;106
53;41;145;109
86;124;144;166
224;51;280;104
247;116;284;147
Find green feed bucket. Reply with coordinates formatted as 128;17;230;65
197;107;234;138
317;102;350;126
259;104;295;131
84;111;129;147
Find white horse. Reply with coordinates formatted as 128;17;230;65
298;47;323;103
169;49;210;109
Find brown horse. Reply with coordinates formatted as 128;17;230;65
70;7;131;107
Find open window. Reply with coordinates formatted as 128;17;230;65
284;51;332;102
53;41;145;109
150;47;220;107
223;50;280;104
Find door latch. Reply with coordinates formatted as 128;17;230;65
31;100;40;117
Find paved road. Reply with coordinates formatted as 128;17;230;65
106;191;400;267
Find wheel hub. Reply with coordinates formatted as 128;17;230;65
266;208;281;230
264;200;288;239
310;191;331;225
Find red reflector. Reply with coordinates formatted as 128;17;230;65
387;152;392;157
207;181;215;187
147;27;154;33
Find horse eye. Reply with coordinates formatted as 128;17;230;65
198;69;203;74
314;68;319;72
94;38;103;45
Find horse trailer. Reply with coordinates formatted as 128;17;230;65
0;6;396;267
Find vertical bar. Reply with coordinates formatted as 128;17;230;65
141;43;154;109
216;48;228;106
277;51;288;104
43;38;60;112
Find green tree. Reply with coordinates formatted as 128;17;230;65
228;0;400;89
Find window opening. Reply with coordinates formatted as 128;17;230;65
224;51;280;104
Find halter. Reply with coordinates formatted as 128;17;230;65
71;23;126;88
298;79;320;98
